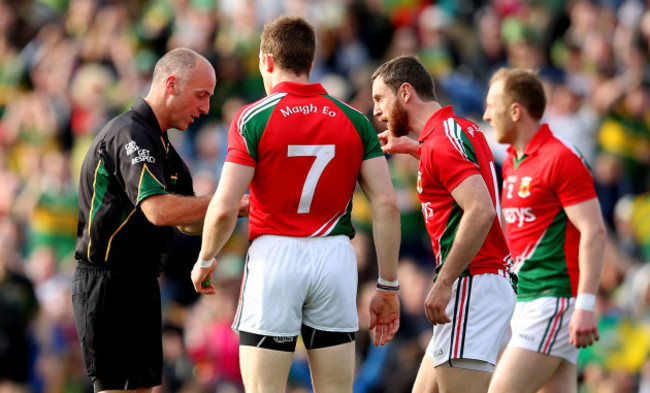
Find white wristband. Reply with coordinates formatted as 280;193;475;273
378;277;399;287
198;257;214;268
575;293;596;311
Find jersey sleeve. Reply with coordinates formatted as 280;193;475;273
428;131;480;192
104;126;168;207
225;106;257;167
360;118;384;160
552;149;597;207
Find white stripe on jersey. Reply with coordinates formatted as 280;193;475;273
327;95;364;115
552;134;590;170
310;211;340;237
444;118;469;161
514;229;547;274
236;93;287;154
490;161;502;225
237;92;285;131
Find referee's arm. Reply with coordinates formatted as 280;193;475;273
140;193;211;234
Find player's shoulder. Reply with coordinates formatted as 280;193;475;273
542;132;586;163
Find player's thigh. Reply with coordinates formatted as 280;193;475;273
232;236;312;336
303;235;358;332
488;347;565;393
538;360;577;393
239;345;294;393
436;366;491;393
306;341;355;393
412;355;438;393
430;273;515;367
509;297;578;362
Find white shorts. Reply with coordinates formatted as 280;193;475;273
507;297;578;363
231;235;359;336
425;273;516;368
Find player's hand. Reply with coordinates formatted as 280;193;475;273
191;259;217;294
377;130;419;158
237;194;250;217
569;308;599;348
368;290;400;346
424;282;452;325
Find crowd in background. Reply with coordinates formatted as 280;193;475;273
0;0;649;392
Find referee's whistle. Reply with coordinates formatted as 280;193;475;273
201;276;211;288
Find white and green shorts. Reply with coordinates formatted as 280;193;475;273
425;272;516;371
231;234;359;337
507;296;578;363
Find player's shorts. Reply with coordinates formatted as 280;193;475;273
71;261;162;390
507;296;578;363
425;272;516;369
232;235;358;336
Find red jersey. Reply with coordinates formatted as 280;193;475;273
226;82;384;240
502;125;596;299
417;106;512;276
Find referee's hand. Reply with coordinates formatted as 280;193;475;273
191;259;217;294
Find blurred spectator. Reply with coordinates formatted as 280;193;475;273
0;219;39;391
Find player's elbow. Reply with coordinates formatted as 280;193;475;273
371;191;400;220
469;201;496;229
143;210;170;226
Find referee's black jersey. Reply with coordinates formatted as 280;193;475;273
75;98;195;275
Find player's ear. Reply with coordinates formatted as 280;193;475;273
165;75;178;95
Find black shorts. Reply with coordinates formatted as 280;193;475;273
72;262;162;390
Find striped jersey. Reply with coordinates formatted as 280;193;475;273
226;81;384;240
502;124;596;300
75;98;194;275
417;106;511;276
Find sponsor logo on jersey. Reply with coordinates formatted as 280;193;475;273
417;170;423;193
421;202;434;223
125;140;156;165
504;207;536;227
518;176;532;198
132;148;156;165
466;125;478;137
433;348;444;357
273;336;295;344
125;140;138;156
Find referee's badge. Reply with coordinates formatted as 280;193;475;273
518;176;532;198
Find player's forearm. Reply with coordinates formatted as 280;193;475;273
141;194;211;226
198;197;239;261
370;196;401;281
177;218;205;235
577;224;606;295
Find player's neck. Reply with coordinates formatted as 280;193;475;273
411;101;442;137
271;70;311;89
513;120;541;157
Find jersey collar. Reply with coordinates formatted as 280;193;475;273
270;81;328;96
419;105;455;142
132;97;163;135
507;123;552;157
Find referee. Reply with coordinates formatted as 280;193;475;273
72;48;223;392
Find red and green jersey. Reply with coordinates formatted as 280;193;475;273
226;82;384;241
502;124;596;300
417;106;512;276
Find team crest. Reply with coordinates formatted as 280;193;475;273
417;170;423;193
518;176;532;198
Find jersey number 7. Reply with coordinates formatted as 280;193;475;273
287;144;335;214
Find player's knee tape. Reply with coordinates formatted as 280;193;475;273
301;324;355;350
239;331;298;352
